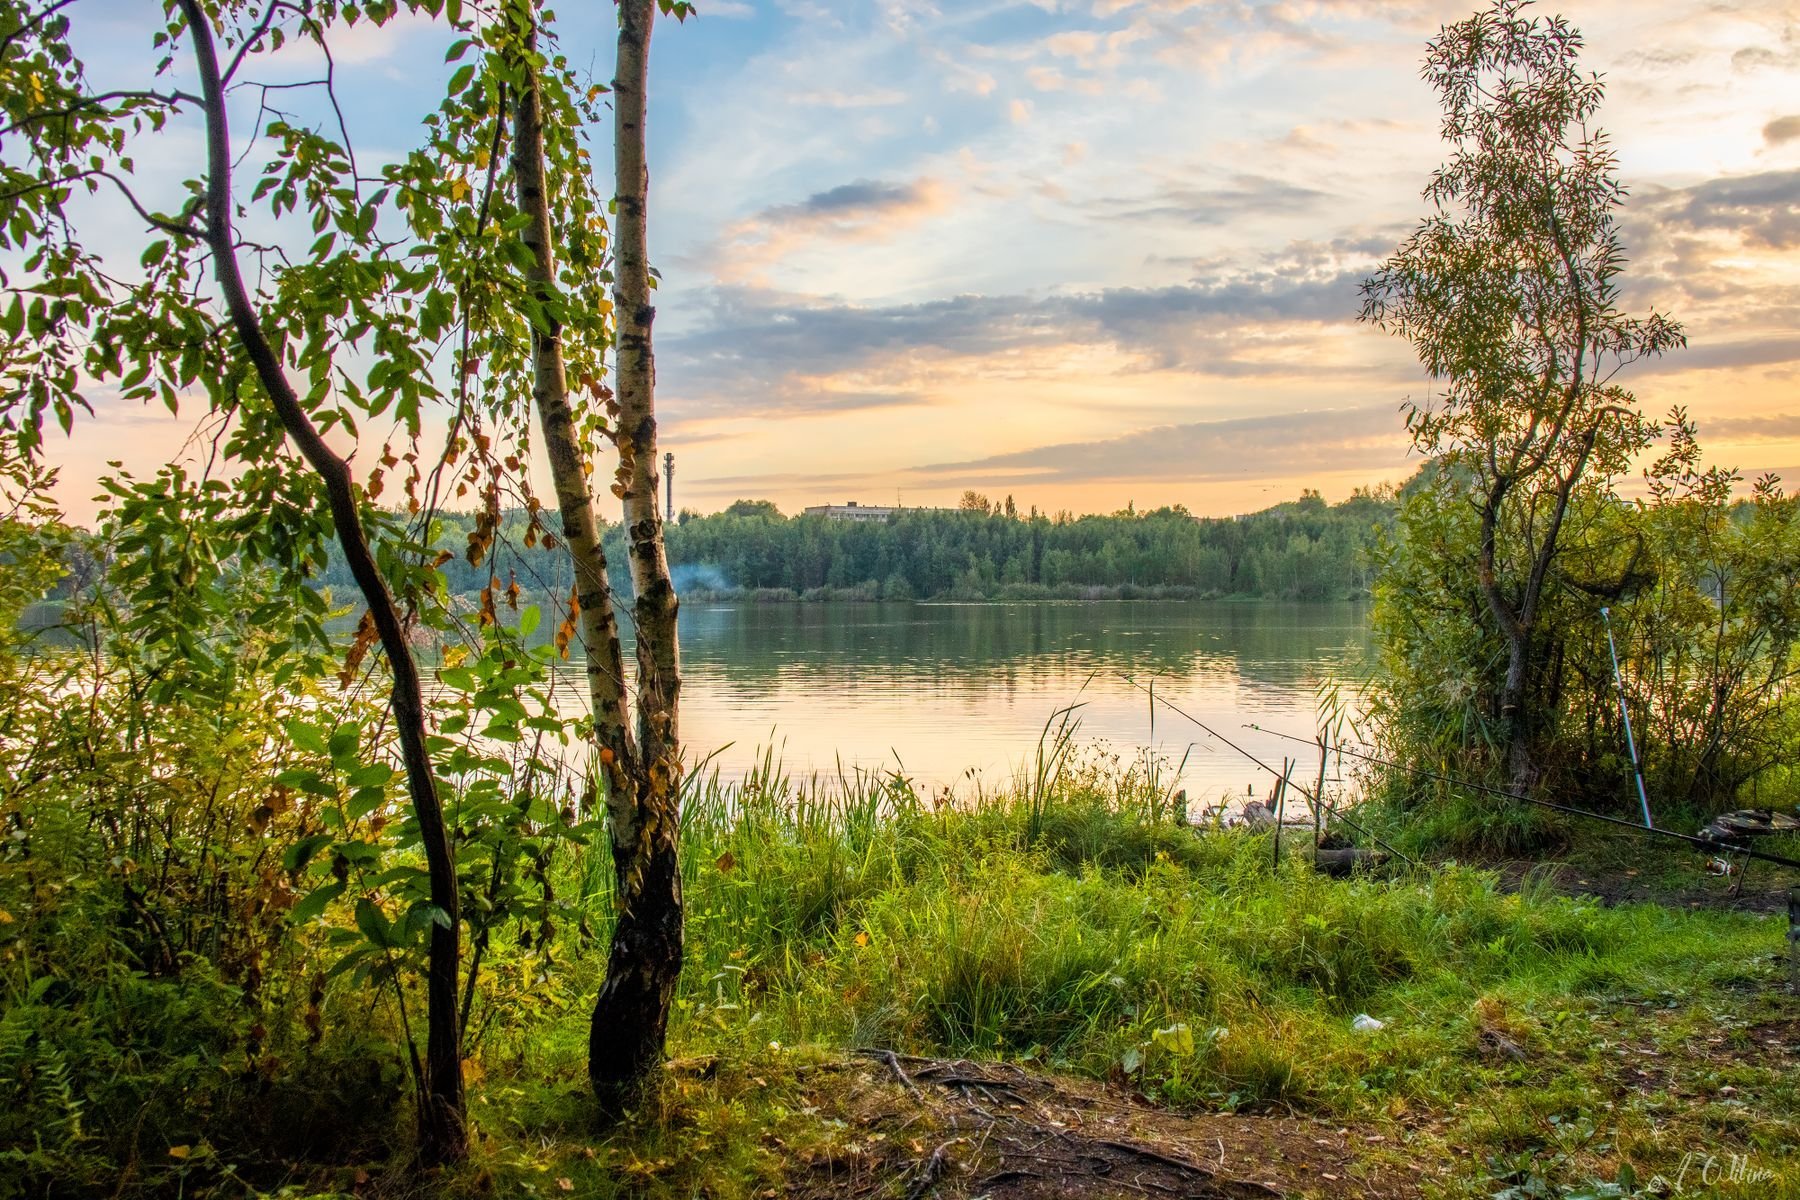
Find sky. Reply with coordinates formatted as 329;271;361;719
32;0;1800;522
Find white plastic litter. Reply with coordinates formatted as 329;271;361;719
1351;1014;1385;1032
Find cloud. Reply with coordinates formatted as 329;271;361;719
1649;168;1800;249
1617;46;1700;71
1732;23;1800;73
1274;117;1409;156
1765;116;1800;146
1703;412;1800;441
762;180;935;223
789;87;910;107
1097;174;1332;226
1639;335;1800;374
1069;272;1364;369
1041;26;1148;69
713;177;952;281
261;8;438;74
910;405;1407;484
1026;65;1105;93
927;47;997;95
657;258;1377;421
698;0;757;16
686;405;1414;495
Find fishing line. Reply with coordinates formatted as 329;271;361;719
1119;674;1418;868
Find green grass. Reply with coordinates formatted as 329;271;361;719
6;745;1797;1198
439;749;1798;1198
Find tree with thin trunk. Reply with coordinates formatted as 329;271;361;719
488;0;686;1112
1359;0;1683;797
172;2;467;1158
0;0;616;1164
590;0;686;1112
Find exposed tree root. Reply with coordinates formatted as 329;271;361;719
786;1053;1416;1200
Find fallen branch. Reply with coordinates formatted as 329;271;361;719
854;1046;926;1103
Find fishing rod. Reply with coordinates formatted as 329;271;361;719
1120;674;1418;868
1601;605;1655;829
1247;722;1800;872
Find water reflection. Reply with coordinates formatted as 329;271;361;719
528;600;1369;804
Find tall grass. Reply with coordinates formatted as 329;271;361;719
532;738;1778;1118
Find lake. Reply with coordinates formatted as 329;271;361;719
563;600;1372;809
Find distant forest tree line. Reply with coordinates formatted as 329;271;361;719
299;486;1400;607
28;486;1394;625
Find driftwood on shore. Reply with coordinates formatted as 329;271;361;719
1697;808;1800;846
1185;803;1387;877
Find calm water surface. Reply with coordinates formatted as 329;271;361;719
574;600;1370;805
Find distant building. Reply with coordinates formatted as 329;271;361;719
803;501;902;522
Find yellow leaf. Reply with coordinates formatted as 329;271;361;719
0;909;14;924
168;1146;191;1160
557;1179;574;1193
853;931;870;948
449;177;470;202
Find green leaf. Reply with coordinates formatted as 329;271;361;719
290;881;345;923
354;897;393;948
438;666;476;691
285;719;328;755
447;64;475;96
404;902;451;938
282;832;334;872
325;944;375;981
346;763;393;789
328;726;360;764
347;787;387;821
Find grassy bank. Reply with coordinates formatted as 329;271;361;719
5;752;1796;1198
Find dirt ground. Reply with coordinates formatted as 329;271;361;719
782;1052;1422;1200
1491;855;1796;914
763;845;1800;1200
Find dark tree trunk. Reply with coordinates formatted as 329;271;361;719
1500;631;1539;798
177;0;464;1163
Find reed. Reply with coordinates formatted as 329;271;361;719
535;737;1783;1125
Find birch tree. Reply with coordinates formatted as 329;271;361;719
446;0;688;1112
